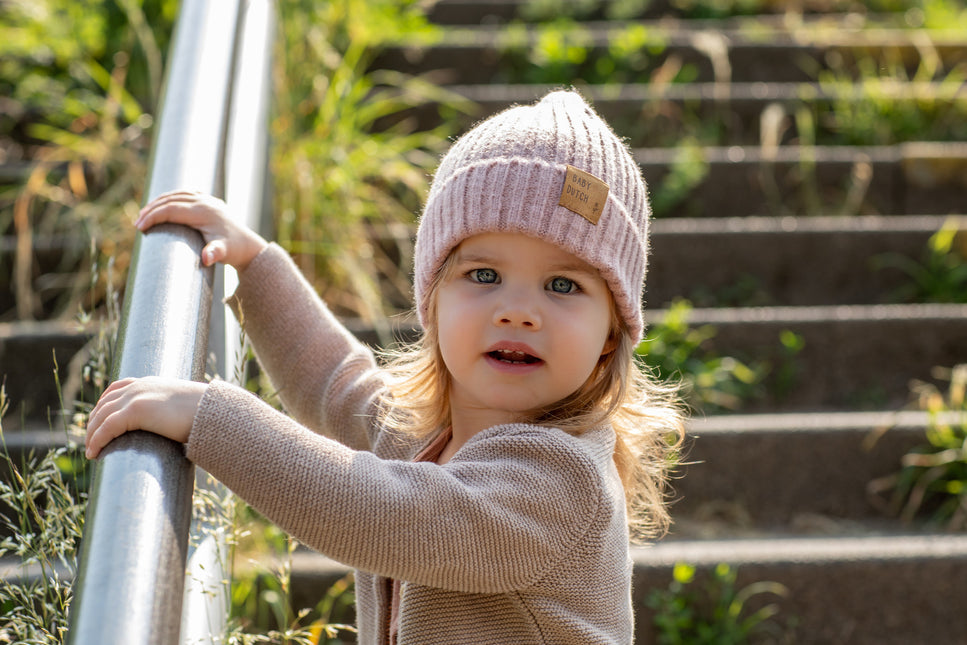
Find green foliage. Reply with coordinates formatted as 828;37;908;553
496;20;673;86
0;381;87;643
1;0;177;320
917;0;967;30
227;514;357;644
818;57;967;146
650;140;709;218
0;0;174;115
870;364;967;529
875;219;967;304
637;300;767;412
272;0;470;323
648;562;791;645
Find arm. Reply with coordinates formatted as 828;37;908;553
227;244;386;449
188;380;607;593
132;191;386;448
86;375;608;592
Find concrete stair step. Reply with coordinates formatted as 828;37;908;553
377;21;967;85
425;0;909;24
645;303;967;412
635;142;967;217
347;302;967;413
670;411;941;536
632;533;967;645
423;82;967;149
278;532;967;645
0;319;95;424
648;214;965;308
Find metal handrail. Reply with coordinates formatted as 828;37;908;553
68;1;273;643
181;1;275;642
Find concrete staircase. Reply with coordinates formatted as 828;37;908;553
353;2;967;642
4;0;967;642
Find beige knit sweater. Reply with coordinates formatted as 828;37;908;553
186;244;635;644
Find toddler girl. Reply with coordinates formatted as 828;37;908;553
86;90;685;644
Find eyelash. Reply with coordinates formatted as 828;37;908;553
466;269;581;294
468;268;498;284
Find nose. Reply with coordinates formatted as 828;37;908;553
493;287;542;329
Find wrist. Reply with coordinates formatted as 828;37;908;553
234;234;268;272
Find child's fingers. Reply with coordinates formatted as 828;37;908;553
202;239;228;266
84;377;204;459
86;377;134;433
136;196;204;231
136;191;226;232
85;408;135;459
85;380;141;459
137;190;198;220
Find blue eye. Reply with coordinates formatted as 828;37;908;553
548;277;577;293
471;268;498;284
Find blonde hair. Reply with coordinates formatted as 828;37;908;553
380;253;686;541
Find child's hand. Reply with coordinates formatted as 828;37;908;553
136;190;268;271
85;377;207;459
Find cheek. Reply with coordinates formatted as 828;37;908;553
434;290;475;367
558;315;612;372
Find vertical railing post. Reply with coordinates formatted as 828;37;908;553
68;1;243;643
179;1;275;643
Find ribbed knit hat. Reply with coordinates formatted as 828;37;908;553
414;90;650;341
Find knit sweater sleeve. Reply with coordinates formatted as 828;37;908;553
187;380;607;594
225;243;384;450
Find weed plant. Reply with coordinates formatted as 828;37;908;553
0;0;177;321
647;562;791;645
0;384;87;644
875;218;967;304
495;20;679;86
817;51;967;146
637;300;767;413
638;300;804;413
272;0;471;325
227;505;357;644
0;247;123;640
869;364;967;529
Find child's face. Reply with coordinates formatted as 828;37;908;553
435;232;616;433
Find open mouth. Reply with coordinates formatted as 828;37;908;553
488;349;542;365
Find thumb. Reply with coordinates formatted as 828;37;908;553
201;239;228;266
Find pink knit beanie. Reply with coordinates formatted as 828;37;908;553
414;90;650;341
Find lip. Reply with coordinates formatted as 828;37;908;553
483;341;544;373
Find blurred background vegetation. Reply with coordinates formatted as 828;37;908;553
0;0;469;326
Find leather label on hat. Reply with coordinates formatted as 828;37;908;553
559;165;609;224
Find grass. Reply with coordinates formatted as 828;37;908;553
869;364;967;529
272;0;471;325
0;371;87;643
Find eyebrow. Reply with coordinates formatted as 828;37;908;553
451;251;492;265
548;260;600;276
454;250;600;277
